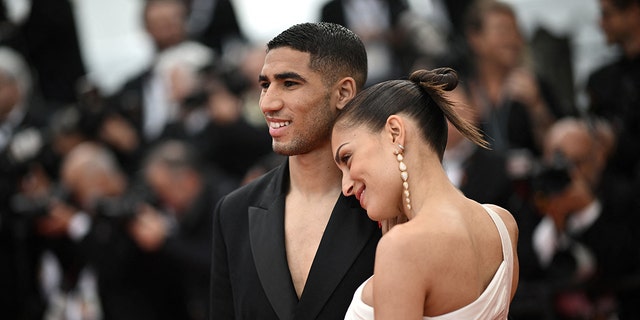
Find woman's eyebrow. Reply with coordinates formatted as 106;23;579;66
334;143;348;164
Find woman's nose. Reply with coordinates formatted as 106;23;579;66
342;176;354;197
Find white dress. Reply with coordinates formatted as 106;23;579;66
344;205;514;320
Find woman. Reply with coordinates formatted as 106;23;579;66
332;68;519;319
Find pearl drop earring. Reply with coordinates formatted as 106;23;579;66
395;144;411;210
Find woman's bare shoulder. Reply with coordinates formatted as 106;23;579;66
377;218;462;269
482;204;519;243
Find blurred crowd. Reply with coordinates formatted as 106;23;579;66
0;0;638;319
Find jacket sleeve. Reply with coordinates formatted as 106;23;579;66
210;195;235;319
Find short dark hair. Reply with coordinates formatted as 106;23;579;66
334;68;488;160
267;22;368;90
143;0;187;20
609;0;640;9
143;139;204;172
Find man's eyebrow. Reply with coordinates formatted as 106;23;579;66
335;143;348;164
274;72;305;82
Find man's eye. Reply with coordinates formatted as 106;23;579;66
259;82;269;89
283;81;298;87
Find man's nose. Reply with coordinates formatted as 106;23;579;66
259;87;283;113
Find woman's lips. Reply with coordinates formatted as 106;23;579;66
355;186;365;208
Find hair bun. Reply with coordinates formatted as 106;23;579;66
409;67;458;92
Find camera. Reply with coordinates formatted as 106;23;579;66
10;184;69;218
92;183;157;223
531;151;573;197
181;89;208;110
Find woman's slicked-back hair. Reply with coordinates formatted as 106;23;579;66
335;68;489;160
267;22;368;90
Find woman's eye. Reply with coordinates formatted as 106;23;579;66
340;154;351;165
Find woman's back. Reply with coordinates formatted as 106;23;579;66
359;199;518;319
422;201;516;315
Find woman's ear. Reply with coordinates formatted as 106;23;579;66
335;77;357;110
385;115;405;146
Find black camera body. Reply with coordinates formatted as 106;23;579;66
92;183;157;224
531;151;573;197
9;185;69;218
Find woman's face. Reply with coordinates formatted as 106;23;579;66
332;123;403;221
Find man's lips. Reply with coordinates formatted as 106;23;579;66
266;118;291;136
268;120;291;129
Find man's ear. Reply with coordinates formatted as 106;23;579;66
385;115;406;146
335;77;357;110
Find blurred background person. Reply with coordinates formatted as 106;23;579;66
190;65;274;182
0;45;48;320
0;0;87;110
128;139;237;319
461;0;575;181
516;117;640;319
102;0;214;176
586;0;640;188
36;140;235;320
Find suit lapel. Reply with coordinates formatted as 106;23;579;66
296;195;374;319
249;163;297;320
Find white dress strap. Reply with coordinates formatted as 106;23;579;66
481;205;513;268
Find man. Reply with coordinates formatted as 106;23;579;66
2;0;87;109
103;0;214;175
130;139;236;320
519;118;640;319
0;46;49;320
462;0;567;159
210;22;381;320
586;0;640;184
46;141;231;320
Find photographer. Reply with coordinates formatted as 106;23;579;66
520;117;640;319
47;139;236;320
130;139;237;320
101;0;214;177
0;46;51;319
49;140;219;320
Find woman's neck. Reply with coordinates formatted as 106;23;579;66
403;155;461;220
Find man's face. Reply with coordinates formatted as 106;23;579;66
599;0;633;45
542;123;605;201
470;11;524;69
258;47;337;156
145;1;186;50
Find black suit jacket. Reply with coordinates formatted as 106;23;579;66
210;160;381;320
